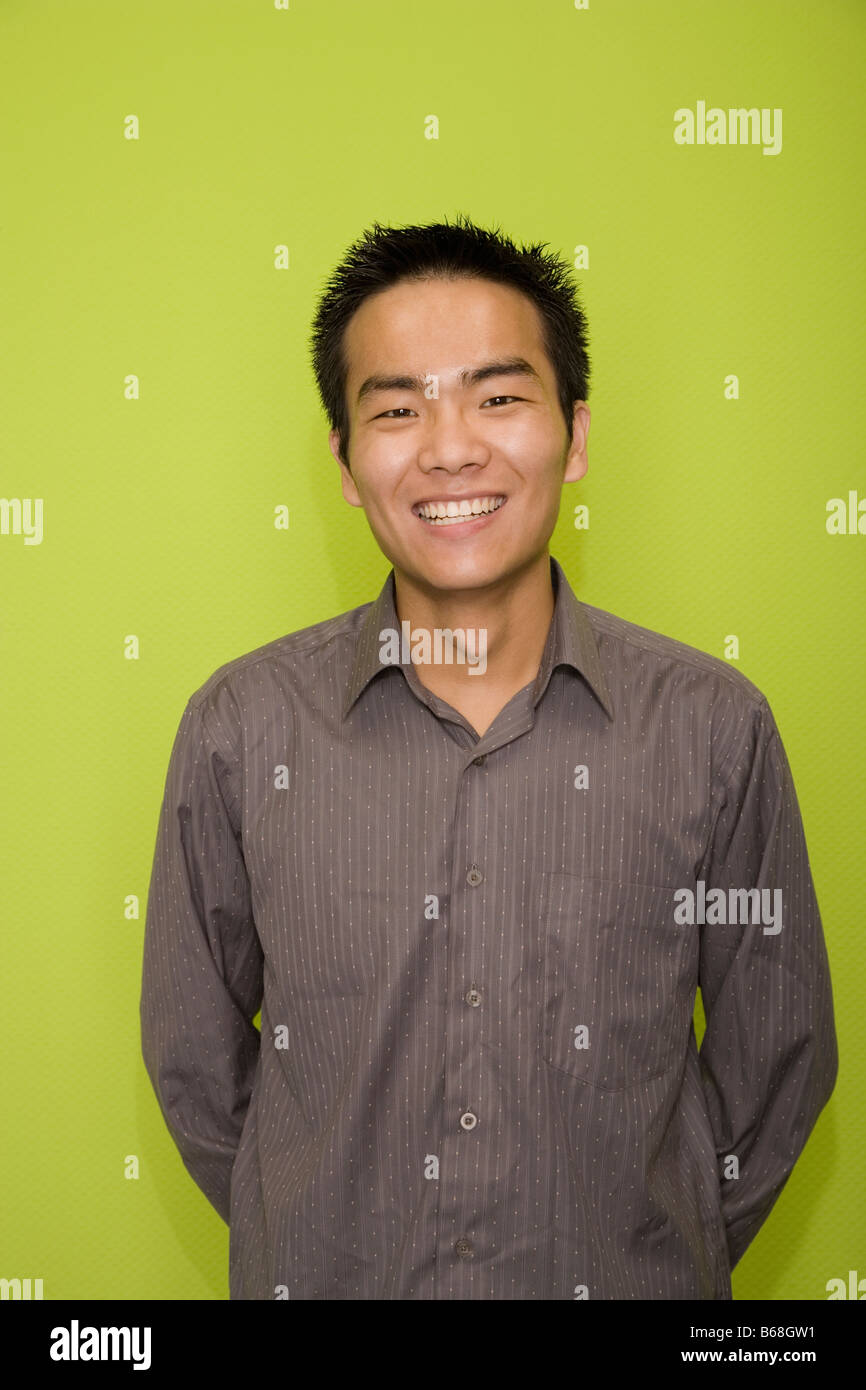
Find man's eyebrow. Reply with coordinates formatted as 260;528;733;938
356;356;543;405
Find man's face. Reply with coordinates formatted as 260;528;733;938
329;275;589;596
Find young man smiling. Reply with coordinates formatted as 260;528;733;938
140;215;837;1301
332;270;589;738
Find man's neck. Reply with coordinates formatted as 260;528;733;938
392;552;555;733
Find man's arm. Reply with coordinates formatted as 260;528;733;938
696;693;837;1271
140;691;263;1224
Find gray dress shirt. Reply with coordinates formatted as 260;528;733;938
140;555;837;1300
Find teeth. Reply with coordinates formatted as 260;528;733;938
416;496;505;524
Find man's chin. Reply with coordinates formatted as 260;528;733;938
389;552;529;598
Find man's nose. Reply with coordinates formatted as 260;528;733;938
416;403;491;471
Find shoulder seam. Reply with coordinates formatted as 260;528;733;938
581;603;768;708
187;609;368;711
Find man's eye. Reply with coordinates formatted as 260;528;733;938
376;397;520;419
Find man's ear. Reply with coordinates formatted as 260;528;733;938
329;428;363;507
563;401;590;484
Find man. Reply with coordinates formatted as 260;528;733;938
140;215;837;1300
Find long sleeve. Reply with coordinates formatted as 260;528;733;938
696;694;838;1270
140;692;263;1224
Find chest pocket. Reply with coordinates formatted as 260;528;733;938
539;873;691;1092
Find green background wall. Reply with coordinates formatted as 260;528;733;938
1;0;862;1300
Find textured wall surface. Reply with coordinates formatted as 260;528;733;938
0;0;861;1301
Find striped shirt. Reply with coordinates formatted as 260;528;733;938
140;555;837;1299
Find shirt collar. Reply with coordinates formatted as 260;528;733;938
342;554;614;723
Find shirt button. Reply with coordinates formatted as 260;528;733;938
459;1111;478;1130
465;988;482;1007
466;865;483;886
472;754;486;766
455;1238;474;1258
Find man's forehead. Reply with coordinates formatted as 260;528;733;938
350;276;540;333
343;284;550;400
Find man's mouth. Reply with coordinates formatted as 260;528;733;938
412;495;507;526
